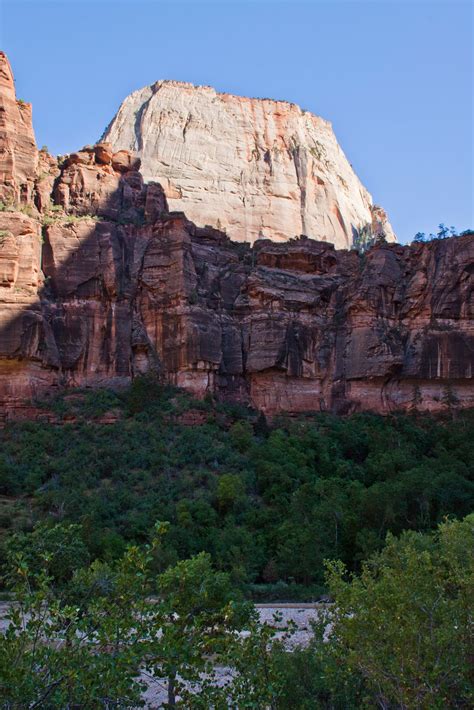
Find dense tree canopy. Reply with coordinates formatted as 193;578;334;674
0;379;473;599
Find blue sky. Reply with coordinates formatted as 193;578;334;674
1;0;472;243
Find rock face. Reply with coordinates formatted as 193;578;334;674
102;80;395;248
0;52;38;206
1;53;473;420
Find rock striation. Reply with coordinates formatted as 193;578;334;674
102;80;395;248
0;53;38;206
1;52;473;420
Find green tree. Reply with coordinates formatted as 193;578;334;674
215;473;245;513
224;614;294;710
5;522;90;589
274;633;365;710
0;529;152;707
2;523;281;708
145;551;251;707
323;515;474;709
442;381;460;415
228;420;254;452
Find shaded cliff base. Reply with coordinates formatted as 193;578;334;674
2;176;473;421
0;373;474;435
4;233;474;422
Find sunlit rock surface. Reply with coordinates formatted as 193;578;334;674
102;80;395;248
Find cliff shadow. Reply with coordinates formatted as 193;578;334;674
0;146;168;418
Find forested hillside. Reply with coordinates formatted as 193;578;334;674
1;378;472;599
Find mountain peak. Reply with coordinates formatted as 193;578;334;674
103;80;395;247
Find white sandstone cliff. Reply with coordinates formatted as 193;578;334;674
103;80;395;248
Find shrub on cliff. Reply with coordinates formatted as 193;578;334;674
413;223;472;242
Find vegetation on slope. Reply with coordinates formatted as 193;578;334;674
0;377;473;600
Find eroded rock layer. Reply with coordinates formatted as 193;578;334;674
1;52;473;419
102;80;395;248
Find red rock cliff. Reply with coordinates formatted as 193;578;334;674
1;53;473;419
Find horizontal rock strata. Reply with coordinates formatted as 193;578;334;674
0;52;473;420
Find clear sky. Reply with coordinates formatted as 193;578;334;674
1;0;472;243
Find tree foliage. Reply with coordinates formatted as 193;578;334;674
2;515;472;707
0;521;289;708
413;224;472;242
321;515;474;709
0;383;473;600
